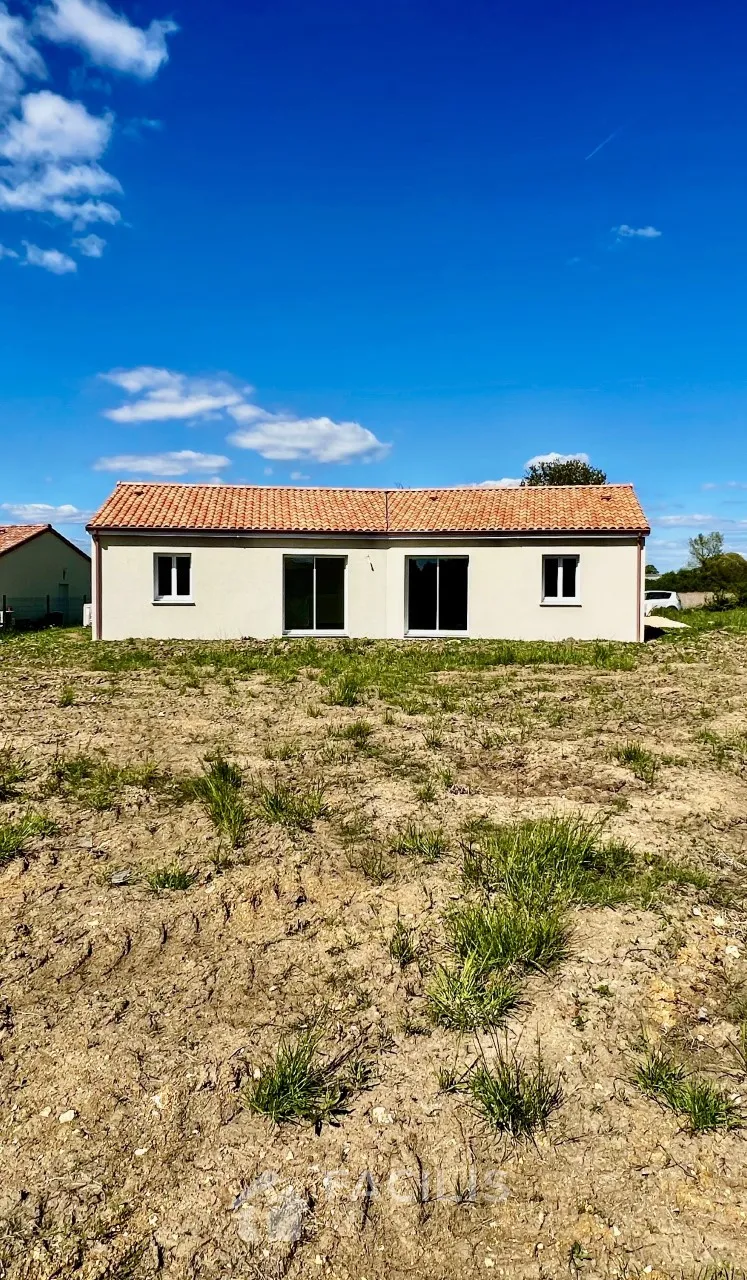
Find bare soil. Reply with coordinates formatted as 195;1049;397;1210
1;630;746;1280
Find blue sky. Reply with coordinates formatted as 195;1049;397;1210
2;0;747;567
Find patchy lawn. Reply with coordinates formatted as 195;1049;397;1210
0;625;746;1280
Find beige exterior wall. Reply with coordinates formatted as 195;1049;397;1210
97;533;643;642
1;530;91;618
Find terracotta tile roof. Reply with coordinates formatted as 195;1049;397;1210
0;524;50;556
88;482;649;536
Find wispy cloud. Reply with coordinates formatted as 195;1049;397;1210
1;500;92;522
36;0;178;79
655;513;718;527
613;224;662;240
94;449;232;477
73;229;104;256
23;239;76;272
101;367;245;422
0;240;17;257
467;478;521;488
0;0;176;264
101;366;392;465
584;127;622;161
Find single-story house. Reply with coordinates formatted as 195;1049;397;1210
0;524;91;626
87;481;649;643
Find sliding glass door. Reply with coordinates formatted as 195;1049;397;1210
284;556;346;632
406;557;468;633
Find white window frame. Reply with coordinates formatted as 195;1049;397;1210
405;555;469;636
153;553;193;604
283;554;348;635
541;554;580;606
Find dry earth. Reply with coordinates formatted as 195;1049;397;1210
1;628;746;1280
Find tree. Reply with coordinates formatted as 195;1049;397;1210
688;531;724;568
645;563;659;576
522;457;607;486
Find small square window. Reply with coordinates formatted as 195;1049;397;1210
542;555;579;604
154;554;192;602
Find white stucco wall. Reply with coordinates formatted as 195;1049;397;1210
96;534;643;642
1;530;91;617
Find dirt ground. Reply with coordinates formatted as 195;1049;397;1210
1;628;746;1280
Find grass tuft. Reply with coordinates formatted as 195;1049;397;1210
188;754;248;847
0;745;28;800
393;821;447;862
389;918;418;967
254;778;329;830
469;1041;562;1138
613;740;658;785
445;899;569;973
146;864;198;892
634;1045;743;1133
327;673;364;707
244;1028;353;1125
428;955;521;1030
0;813;57;864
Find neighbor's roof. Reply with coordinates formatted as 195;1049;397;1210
87;482;650;536
0;524;51;556
0;524;91;562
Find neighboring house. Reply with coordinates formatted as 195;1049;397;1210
0;525;91;625
87;482;649;643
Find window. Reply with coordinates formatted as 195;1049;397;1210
542;555;579;604
406;557;468;633
284;556;345;632
154;554;192;602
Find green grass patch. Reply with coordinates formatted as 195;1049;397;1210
146;864;198;892
243;1028;356;1125
389;918;418;967
461;813;705;908
0;813;57;864
428;955;521;1030
392;821;447;862
187;754;248;847
0;745;29;800
634;1045;743;1133
254;778;329;830
445;899;569;973
613;740;658;785
469;1041;562;1138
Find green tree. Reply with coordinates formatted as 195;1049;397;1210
522;457;607;486
645;564;659;576
688;532;724;568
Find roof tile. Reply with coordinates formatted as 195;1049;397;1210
0;524;50;556
88;483;649;536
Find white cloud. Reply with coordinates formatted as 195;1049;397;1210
36;0;178;79
228;411;390;464
467;478;522;488
23;239;76;272
0;240;17;257
0;87;110;161
102;365;391;465
101;367;246;422
655;513;717;528
524;451;590;468
613;224;662;239
93;450;232;477
0;4;174;254
1;500;91;522
290;470;311;481
74;230;105;255
0;4;46;111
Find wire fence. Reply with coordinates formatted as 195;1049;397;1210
0;595;89;627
